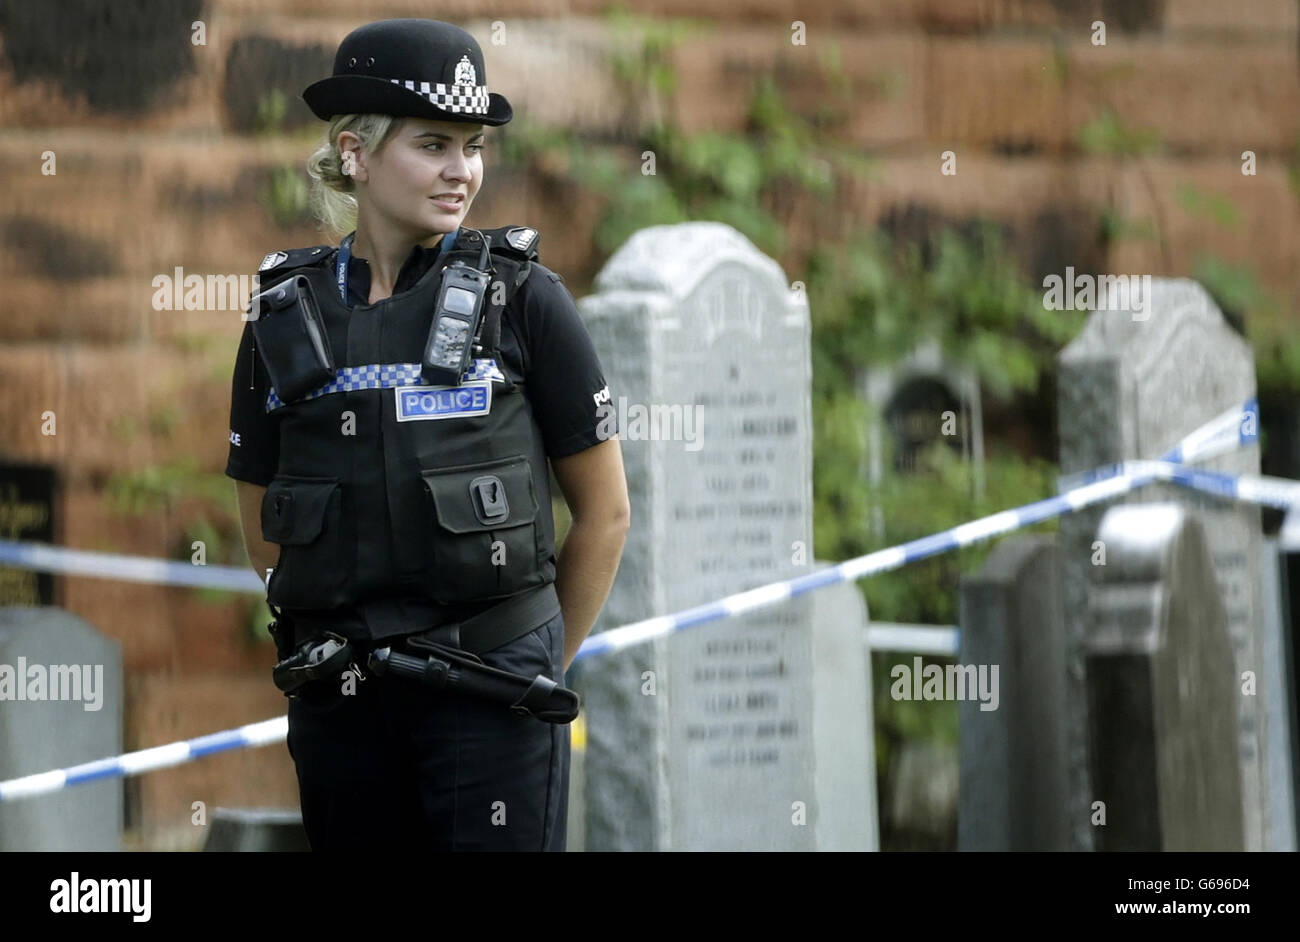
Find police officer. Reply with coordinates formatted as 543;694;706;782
224;18;630;851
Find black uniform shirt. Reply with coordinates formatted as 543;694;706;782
224;235;615;637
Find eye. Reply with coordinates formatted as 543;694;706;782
421;141;486;152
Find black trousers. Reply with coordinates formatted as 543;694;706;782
286;610;570;851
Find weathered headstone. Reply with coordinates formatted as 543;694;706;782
1267;510;1300;849
1086;504;1243;851
1058;279;1267;850
957;534;1070;850
576;222;875;850
0;606;123;851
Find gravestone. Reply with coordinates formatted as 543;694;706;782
1086;504;1243;850
1057;278;1267;850
0;607;123;851
1271;507;1300;847
576;222;875;850
1259;534;1297;851
957;534;1070;851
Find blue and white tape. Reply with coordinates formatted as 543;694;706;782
1162;396;1258;464
0;458;1179;801
0;431;1291;801
579;457;1300;662
0;717;286;802
0;541;265;592
1056;397;1257;493
574;464;1160;661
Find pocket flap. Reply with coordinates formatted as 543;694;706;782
262;477;339;545
421;456;538;534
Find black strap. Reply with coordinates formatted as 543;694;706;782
409;582;561;655
511;674;559;717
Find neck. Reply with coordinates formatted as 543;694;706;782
351;211;448;299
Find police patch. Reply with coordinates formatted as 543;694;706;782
504;227;537;253
259;251;288;271
395;381;492;422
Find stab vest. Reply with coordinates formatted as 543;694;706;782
251;226;557;616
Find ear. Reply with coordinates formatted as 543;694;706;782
337;132;369;182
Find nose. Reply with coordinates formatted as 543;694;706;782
442;147;472;183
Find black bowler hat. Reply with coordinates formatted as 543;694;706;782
302;19;512;125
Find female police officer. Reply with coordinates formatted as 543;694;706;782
224;18;630;851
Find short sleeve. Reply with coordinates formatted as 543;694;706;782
224;319;281;485
516;265;616;459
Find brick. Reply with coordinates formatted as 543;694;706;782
923;34;1300;157
209;1;915;26
0;346;232;475
925;37;1074;154
666;29;927;149
1064;37;1300;157
1164;0;1298;33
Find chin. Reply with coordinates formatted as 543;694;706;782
423;210;461;230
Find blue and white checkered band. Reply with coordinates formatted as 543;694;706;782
391;78;491;115
266;358;507;411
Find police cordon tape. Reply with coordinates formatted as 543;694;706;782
1056;396;1257;492
0;718;288;802
576;457;1292;661
0;542;265;593
0;454;1289;802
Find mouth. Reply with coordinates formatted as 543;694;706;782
430;193;465;211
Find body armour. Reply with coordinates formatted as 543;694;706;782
251;227;557;620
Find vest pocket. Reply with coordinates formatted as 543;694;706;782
261;476;349;610
420;455;543;603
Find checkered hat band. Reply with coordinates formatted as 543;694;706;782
266;359;506;412
390;78;491;114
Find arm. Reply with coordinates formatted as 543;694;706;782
551;436;631;671
235;480;279;584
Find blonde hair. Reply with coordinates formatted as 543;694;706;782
305;113;404;235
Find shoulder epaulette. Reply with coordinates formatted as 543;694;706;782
480;225;540;261
255;245;335;280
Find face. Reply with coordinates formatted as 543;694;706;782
341;117;485;239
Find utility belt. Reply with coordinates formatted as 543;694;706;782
267;582;579;725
